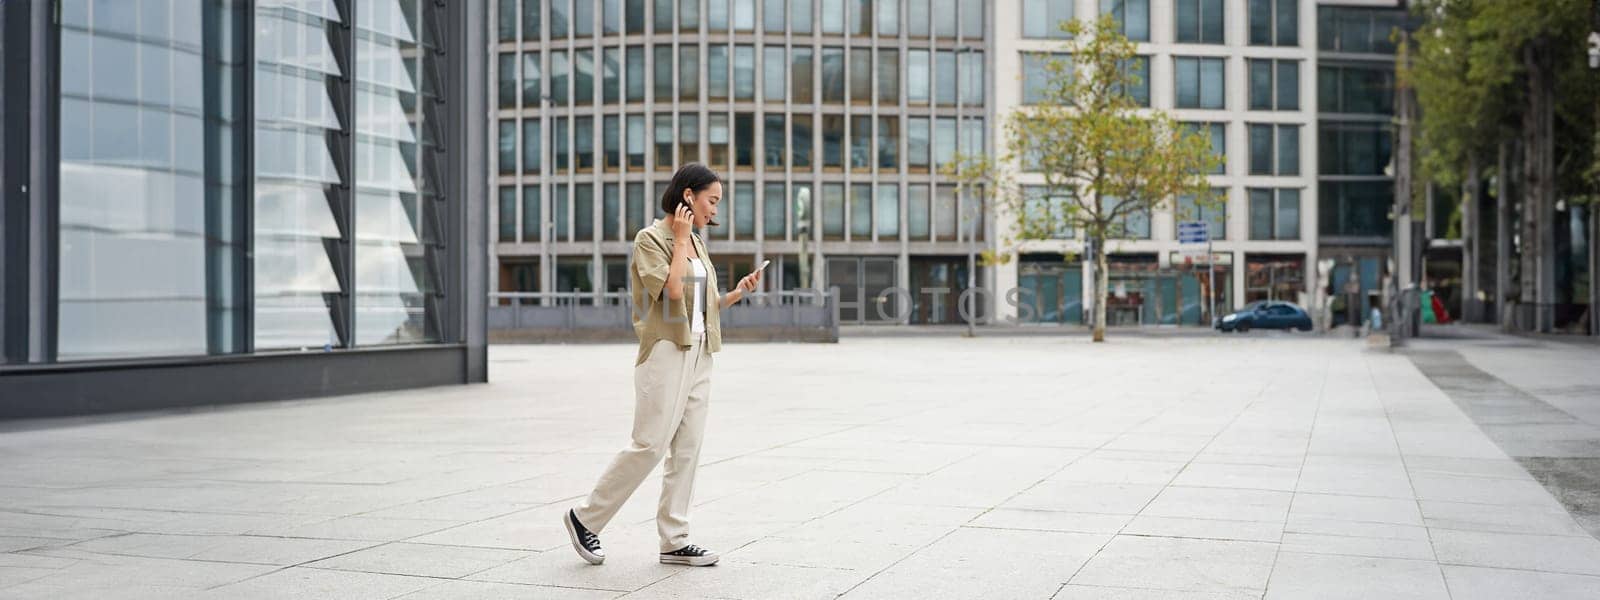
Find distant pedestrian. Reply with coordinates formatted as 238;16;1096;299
563;163;764;568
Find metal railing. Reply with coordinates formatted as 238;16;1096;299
488;289;838;339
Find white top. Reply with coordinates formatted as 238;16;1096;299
689;258;707;333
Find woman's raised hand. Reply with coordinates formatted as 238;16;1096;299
672;203;694;239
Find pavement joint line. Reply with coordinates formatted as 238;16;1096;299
1366;351;1453;600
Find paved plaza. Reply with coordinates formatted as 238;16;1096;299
2;331;1599;599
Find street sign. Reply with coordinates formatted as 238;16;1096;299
1178;221;1209;256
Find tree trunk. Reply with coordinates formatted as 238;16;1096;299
1462;153;1480;322
1523;40;1557;332
1093;234;1108;342
1495;140;1511;328
1393;76;1415;336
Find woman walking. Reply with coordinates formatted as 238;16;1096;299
564;163;763;567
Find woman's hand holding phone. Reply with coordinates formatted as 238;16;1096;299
737;260;769;293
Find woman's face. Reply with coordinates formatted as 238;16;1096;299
682;181;722;229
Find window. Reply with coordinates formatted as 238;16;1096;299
935;51;957;106
934;117;957;169
1100;196;1151;239
575;116;595;172
525;0;543;38
653;45;672;100
554;117;570;171
1248;59;1298;110
576;0;595;35
550;51;569;104
1319;181;1392;237
765;0;785;32
879;116;899;171
1319;122;1393;176
877;185;900;238
908;50;930;104
575;184;595;241
1319;64;1394;115
823;184;846;239
1022;187;1075;239
878;49;899;104
1249;188;1300;240
655;0;673;32
602;48;620;104
1116;56;1150;107
765;183;786;238
907;185;931;239
793;115;813;167
793;0;813;33
935;0;956;38
655;114;673;169
1183;122;1225;175
679;45;700;101
707;46;729;100
736;113;755;168
575;50;595;106
765;114;786;167
851;185;873;238
1174;56;1224;109
500;0;518;41
523;52;542;106
626;46;644;101
822;0;844;34
851;116;872;171
850;0;872;35
709;0;729;31
822;47;846;103
1101;0;1150;42
908;117;930;172
604;184;622;240
524;186;543;241
709;113;731;168
627;183;647;235
1175;0;1223;44
603;116;621;171
1024;0;1074;39
735;0;756;30
553;185;570;240
551;0;569;36
850;48;872;104
735;45;756;100
499;53;517;108
679;114;699;163
499;121;517;173
604;0;622;34
823;115;845;168
1248;124;1296;175
523;120;542;173
961;119;984;158
735;182;756;238
627;0;646;33
1249;0;1297;47
793;48;815;104
1021;53;1069;105
959;50;984;105
878;0;899;35
627;114;646;167
764;47;786;102
960;0;983;38
681;0;700;30
1318;6;1406;54
1175;192;1226;240
908;0;930;37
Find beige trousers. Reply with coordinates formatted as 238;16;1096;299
575;335;712;552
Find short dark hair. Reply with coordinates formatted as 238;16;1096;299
658;162;724;216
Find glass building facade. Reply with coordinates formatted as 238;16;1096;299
491;0;991;324
1;0;489;418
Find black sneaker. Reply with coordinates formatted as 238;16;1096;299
660;544;719;566
564;509;604;565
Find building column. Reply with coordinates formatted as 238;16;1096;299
1462;156;1481;322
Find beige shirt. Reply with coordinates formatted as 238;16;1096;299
631;219;723;365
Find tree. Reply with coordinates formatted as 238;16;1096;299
946;16;1219;342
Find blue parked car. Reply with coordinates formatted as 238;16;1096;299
1215;301;1314;333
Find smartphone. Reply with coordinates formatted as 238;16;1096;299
759;259;772;271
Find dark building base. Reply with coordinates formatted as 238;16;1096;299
0;346;482;421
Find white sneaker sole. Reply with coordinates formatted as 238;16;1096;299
563;514;604;565
660;554;719;567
